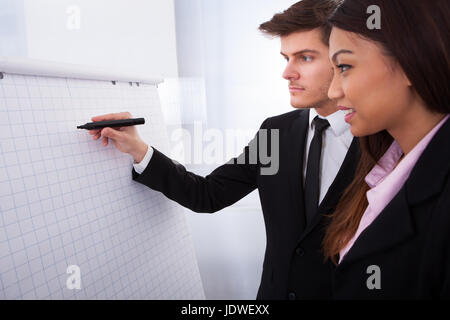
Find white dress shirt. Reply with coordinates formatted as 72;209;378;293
134;109;354;205
303;109;353;204
133;145;154;174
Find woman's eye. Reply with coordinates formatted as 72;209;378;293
337;64;352;73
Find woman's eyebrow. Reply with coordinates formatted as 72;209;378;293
331;49;354;63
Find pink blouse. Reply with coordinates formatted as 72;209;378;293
339;115;450;264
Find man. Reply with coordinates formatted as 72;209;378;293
88;0;359;299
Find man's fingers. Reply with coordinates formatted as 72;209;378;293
101;128;125;147
91;112;132;122
89;130;100;135
101;127;124;142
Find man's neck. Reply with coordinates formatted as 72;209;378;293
314;101;339;118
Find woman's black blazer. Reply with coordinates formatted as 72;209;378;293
333;117;450;299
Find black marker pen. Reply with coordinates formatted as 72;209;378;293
77;118;145;130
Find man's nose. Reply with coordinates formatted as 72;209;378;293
283;64;300;81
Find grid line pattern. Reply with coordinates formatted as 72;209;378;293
0;73;205;300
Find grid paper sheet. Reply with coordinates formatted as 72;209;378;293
0;72;205;299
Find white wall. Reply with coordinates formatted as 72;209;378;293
21;0;178;77
0;0;28;57
174;0;295;131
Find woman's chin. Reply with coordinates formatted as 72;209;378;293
350;125;380;138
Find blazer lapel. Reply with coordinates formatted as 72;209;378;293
297;137;361;243
287;110;310;230
339;117;450;268
338;187;414;268
406;117;450;206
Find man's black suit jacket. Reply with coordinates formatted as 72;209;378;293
132;109;360;300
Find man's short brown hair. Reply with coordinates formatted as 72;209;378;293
259;0;339;45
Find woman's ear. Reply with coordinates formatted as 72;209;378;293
388;58;412;87
401;71;412;87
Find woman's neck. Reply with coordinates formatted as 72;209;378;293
388;102;447;156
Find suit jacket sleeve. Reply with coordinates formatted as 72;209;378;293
131;120;268;213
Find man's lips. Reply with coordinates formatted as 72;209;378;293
289;86;305;92
338;106;356;113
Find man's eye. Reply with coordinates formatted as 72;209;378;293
337;64;352;73
302;56;313;62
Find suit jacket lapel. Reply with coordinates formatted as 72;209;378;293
339;117;450;268
297;137;361;243
287;110;310;230
337;186;414;268
406;117;450;206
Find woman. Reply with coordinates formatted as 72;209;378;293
323;0;450;299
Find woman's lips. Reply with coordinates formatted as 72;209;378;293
338;106;356;123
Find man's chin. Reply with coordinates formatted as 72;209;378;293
290;102;314;110
291;96;331;110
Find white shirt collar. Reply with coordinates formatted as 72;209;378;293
309;108;350;137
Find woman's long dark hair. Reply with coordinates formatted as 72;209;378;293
323;0;450;264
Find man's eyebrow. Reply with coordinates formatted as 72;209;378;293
280;49;320;57
331;49;353;63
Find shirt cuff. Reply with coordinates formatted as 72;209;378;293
133;146;154;175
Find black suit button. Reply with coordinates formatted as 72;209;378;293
296;247;305;256
288;292;296;300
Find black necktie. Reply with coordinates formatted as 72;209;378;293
304;117;330;225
